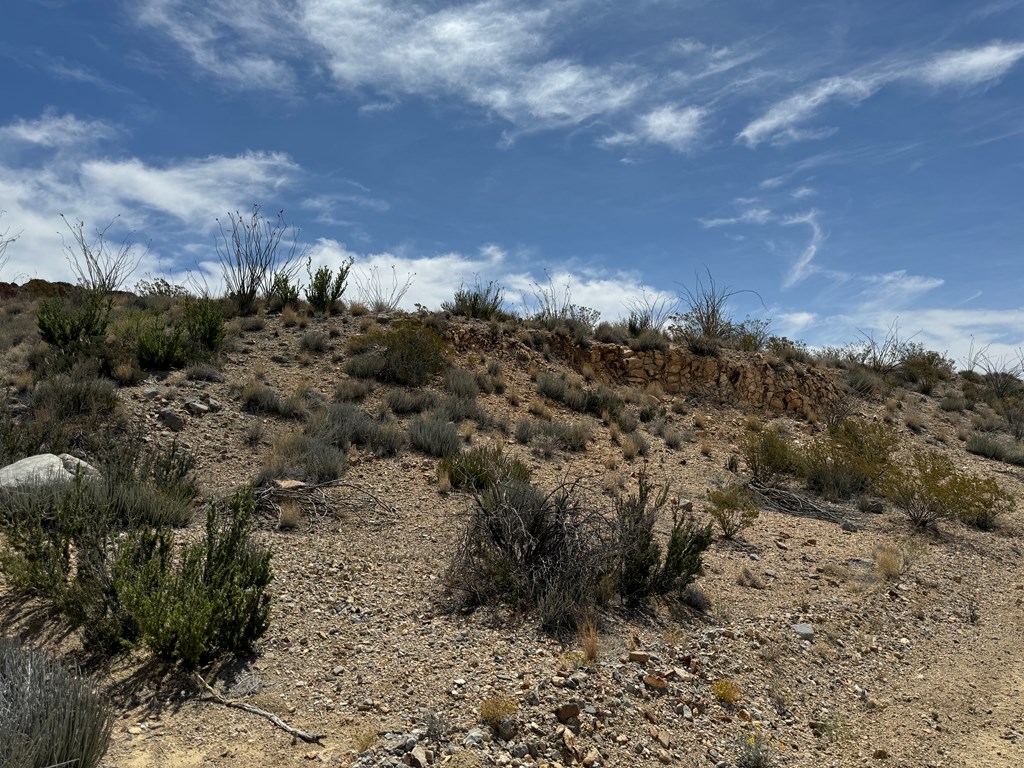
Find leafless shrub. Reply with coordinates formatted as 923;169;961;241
354;265;415;312
60;214;145;294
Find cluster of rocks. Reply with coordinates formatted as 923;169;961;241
142;383;224;433
0;452;99;488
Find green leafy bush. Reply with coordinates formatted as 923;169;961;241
801;419;897;500
706;483;759;538
267;272;301;310
118;487;272;667
36;290;110;357
135;314;186;370
182;296;226;355
0;638;113;768
744;427;799;484
305;259;352;315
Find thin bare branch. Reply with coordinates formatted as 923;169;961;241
194;672;325;745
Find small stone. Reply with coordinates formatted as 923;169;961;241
582;747;600;766
185;401;209;415
643;674;667;691
628;651;650;664
873;749;890;759
791;623;815;642
158;409;185;432
657;748;672;764
841;521;860;532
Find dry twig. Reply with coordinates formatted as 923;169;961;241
194;672;325;745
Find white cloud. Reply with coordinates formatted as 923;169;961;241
918;41;1024;87
781;210;824;287
791;186;816;199
739;41;1024;147
0;111;119;148
601;104;707;152
699;208;773;228
738;76;880;147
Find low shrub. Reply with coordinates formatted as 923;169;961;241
706;483;759;538
435;395;486;425
939;395;967;412
438;446;531;492
300;330;329;353
310;402;408;457
344;319;448;386
182;296;226;356
445;367;480;399
386;388;437;414
628;329;668;352
36;290;110;358
881;449;1014;529
32;372;118;420
241;381;304;418
442;280;508;320
135;315;186;371
0;638;113;768
801;419;897;500
335;379;373;402
619;432;648;460
259;431;346;484
744;427;799;484
409;415;460;458
267;272;301;310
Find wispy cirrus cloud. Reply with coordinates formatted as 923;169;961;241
601;104;707;152
699;207;773;228
738;41;1024;147
0;110;120;148
781;210;825;287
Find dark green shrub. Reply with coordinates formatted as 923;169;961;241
344;319;448;386
744;427;799;484
613;471;713;600
36;291;110;356
305;259;352;315
706;483;759;538
268;272;301;310
182;296;226;355
439;446;531;491
136;316;186;370
118;487;272;666
0;638;113;768
409;415;460;457
442;280;508;320
386;388;437;414
32;373;118;419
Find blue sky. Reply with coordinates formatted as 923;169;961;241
1;0;1023;360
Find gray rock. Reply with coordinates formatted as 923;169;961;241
0;454;98;488
185;401;209;416
463;728;485;747
158;409;186;432
791;623;815;642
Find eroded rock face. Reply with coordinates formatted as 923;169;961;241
0;453;99;488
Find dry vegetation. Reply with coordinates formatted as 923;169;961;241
1;276;1023;768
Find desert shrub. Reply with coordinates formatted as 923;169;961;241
998;400;1024;441
628;329;668;352
186;363;224;382
117;487;272;666
268;272;301;310
32;372;118;420
706;483;759;538
354;265;414;312
535;371;567;401
594;322;629;345
438;446;531;492
36;290;111;358
514;419;537;444
619;432;648;460
0;638;113;768
241;381;304;418
181;296;226;356
442;280;508;320
344;319;448;386
259;431;345;484
335;379;373;402
310;402;408;457
409;415;460;458
897;346;954;389
435;395;486;425
535;419;591;452
135;314;187;370
767;336;814;364
663;429;684;449
744;427;799;484
479;695;518;734
300;330;329;353
712;678;742;705
475;367;507;395
529;279;600;343
445;367;480;399
305;258;352;315
613;472;713;601
447;479;609;633
801;419;897;500
386;388;437;414
939;395;967;412
613;409;640;433
844;364;886;399
881;449;1014;529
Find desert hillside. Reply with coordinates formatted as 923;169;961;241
2;281;1023;768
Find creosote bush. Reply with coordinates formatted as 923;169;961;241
305;258;352;315
880;449;1013;529
438;446;531;492
801;419;898;500
0;638;113;768
706;483;759;538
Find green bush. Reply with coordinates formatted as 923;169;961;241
182;296;226;355
36;291;110;357
0;638;113;768
345;319;449;386
881;450;1014;529
32;372;118;420
259;431;345;484
135;315;186;370
118;487;272;666
706;483;759;538
744;427;800;484
267;272;301;310
801;419;897;500
442;280;508;320
613;471;713;600
439;446;531;492
409;415;460;458
305;259;352;315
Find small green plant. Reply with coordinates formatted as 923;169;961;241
345;319;448;386
135;314;187;371
240;381;304;418
744;427;798;484
439;446;531;492
445;367;480;399
409;414;460;457
0;638;113;768
182;296;226;356
706;483;759;538
735;726;777;768
442;280;508;320
712;678;742;705
305;258;352;315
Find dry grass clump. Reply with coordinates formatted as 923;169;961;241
620;432;649;460
479;696;518;732
240;380;304;418
409;414;460;458
386;388;437;414
334;378;373;402
578;614;599;664
259;430;346;484
873;544;906;580
300;330;329;353
711;678;742;706
278;501;302;530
